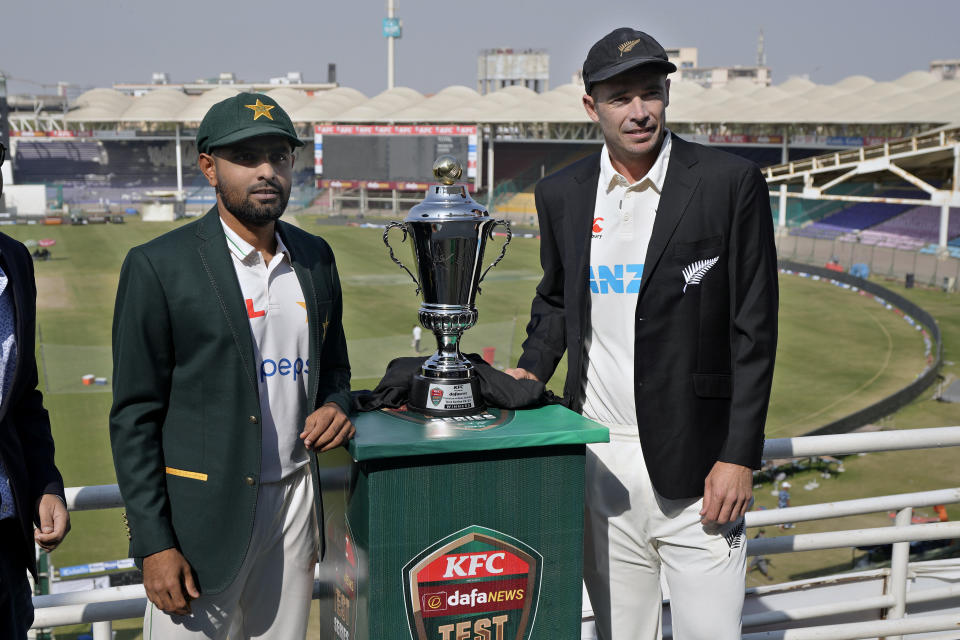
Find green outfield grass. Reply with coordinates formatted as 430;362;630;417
4;216;954;638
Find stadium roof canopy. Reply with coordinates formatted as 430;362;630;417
58;71;960;127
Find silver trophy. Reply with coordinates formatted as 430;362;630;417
383;156;511;417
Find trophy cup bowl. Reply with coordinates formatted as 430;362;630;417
383;155;511;416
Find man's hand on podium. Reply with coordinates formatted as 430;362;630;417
301;402;356;452
504;367;539;382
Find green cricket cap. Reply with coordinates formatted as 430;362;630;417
196;92;304;154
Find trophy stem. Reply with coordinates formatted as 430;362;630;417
428;332;468;374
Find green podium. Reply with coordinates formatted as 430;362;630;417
317;405;608;640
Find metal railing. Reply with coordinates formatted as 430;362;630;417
35;426;960;640
764;126;960;181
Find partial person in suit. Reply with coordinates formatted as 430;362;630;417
110;94;353;639
0;140;70;638
506;29;778;639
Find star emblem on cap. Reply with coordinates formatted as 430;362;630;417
245;99;275;121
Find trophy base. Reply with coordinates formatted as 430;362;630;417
408;372;485;417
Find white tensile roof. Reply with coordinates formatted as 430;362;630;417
62;71;960;126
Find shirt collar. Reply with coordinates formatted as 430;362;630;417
600;129;672;195
219;217;289;264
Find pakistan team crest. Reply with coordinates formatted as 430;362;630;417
402;525;543;640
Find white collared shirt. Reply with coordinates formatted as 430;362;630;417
581;131;672;426
221;218;310;483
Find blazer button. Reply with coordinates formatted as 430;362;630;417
245;475;256;486
249;416;259;424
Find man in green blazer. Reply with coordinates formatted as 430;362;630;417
110;93;353;639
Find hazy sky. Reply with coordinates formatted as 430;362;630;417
2;0;958;98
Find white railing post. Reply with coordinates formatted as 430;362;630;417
33;426;960;637
884;507;912;640
93;621;112;640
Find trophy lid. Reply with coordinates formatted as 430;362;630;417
405;155;489;222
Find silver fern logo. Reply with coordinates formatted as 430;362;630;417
681;257;719;293
618;39;642;56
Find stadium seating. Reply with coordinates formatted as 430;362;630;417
790;222;850;240
813;191;918;231
919;243;960;259
497;192;536;214
838;229;927;250
12;140;317;207
776;183;875;230
787;190;930;244
871;206;960;243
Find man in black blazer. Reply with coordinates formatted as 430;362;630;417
507;29;778;639
0;141;70;638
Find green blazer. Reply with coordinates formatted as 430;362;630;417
109;207;351;594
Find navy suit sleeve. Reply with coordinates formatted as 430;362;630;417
719;165;778;468
517;181;568;382
10;245;64;522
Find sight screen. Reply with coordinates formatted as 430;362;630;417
314;125;478;191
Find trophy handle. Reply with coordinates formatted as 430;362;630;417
382;221;421;295
477;219;512;293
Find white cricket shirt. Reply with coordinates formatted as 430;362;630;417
581;132;672;426
222;219;310;483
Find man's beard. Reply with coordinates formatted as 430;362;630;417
216;180;289;227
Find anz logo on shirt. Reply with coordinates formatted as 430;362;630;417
589;264;644;294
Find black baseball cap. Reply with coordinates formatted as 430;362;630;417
582;28;677;94
196;92;304;154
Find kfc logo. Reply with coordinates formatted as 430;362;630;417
403;526;542;640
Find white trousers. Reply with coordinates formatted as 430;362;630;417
583;424;747;640
143;466;319;640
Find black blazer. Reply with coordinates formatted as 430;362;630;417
518;135;778;499
0;233;64;579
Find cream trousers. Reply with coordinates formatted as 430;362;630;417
582;423;747;640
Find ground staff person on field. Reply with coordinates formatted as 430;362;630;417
109;93;353;639
506;28;778;640
0;141;70;638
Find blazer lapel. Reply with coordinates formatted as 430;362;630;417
638;136;700;299
570;156;601;313
195;208;259;396
277;223;322;407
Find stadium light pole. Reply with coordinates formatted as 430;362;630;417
385;0;401;90
175;123;183;202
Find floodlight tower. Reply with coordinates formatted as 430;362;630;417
383;0;402;89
